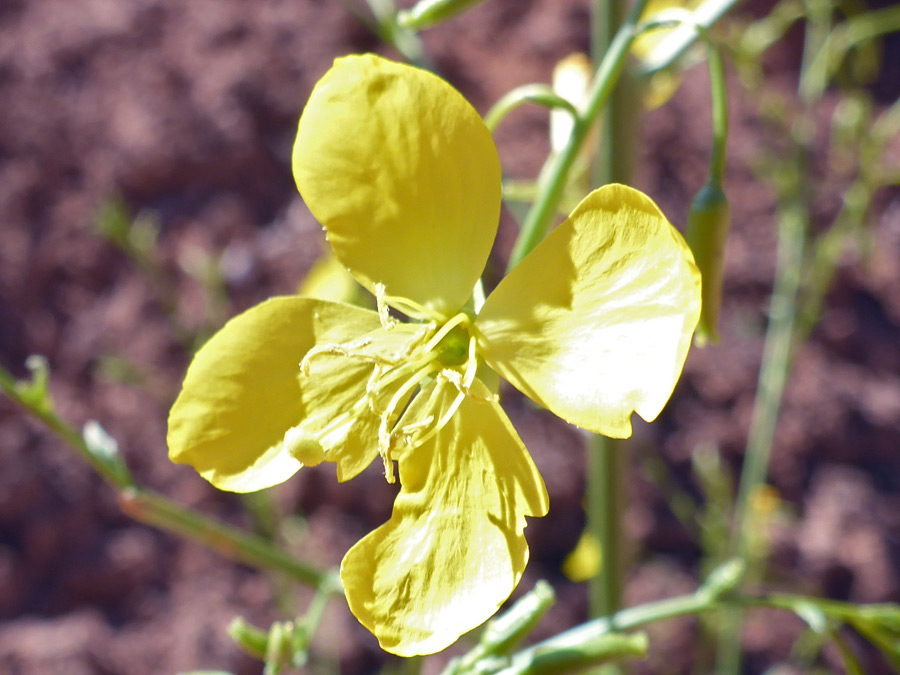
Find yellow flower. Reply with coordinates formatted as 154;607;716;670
167;54;701;656
632;0;708;108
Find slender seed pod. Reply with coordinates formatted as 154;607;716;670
398;0;488;30
685;182;730;345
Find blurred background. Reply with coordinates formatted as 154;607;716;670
0;0;898;673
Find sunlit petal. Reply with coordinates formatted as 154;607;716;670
167;297;381;492
340;379;548;656
476;184;701;437
293;54;501;316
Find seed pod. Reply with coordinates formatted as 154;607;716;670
398;0;488;30
685;182;730;345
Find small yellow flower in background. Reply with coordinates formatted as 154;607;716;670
297;248;370;307
632;0;707;109
167;54;701;656
562;531;603;583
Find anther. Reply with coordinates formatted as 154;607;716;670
375;282;398;331
299;337;375;375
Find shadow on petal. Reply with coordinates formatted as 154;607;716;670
340;379;547;656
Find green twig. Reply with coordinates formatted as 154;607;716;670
0;364;133;489
586;3;633;665
442;581;556;675
506;0;652;272
0;362;332;589
800;3;900;102
638;10;729;184
398;0;490;31
734;197;807;546
637;0;742;75
500;561;745;673
484;85;579;134
119;488;333;588
716;126;811;675
587;435;626;627
337;0;431;69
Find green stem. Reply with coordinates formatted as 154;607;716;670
588;435;625;621
586;4;634;673
339;0;431;70
797;0;833;104
717;145;810;675
800;3;900;102
506;0;652;272
0;364;332;589
0;365;133;489
398;0;490;31
503;561;745;672
120;488;333;588
637;0;742;75
484;85;579;134
706;40;728;184
639;11;728;184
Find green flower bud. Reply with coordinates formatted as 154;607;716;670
685;182;730;346
397;0;488;30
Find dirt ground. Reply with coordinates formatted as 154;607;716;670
0;1;898;673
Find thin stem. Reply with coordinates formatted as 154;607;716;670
0;365;133;489
119;488;334;588
587;435;625;620
740;211;807;527
637;0;742;75
1;363;332;589
338;0;431;70
502;561;743;673
297;577;339;653
506;0;652;272
398;0;489;31
797;0;833;104
484;85;579;135
586;7;634;675
639;12;728;184
800;3;900;102
717;146;810;675
707;40;728;184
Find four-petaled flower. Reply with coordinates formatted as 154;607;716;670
167;54;701;656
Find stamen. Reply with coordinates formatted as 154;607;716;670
462;336;478;389
399;414;435;440
422;312;471;355
299;337;376;375
366;351;437;399
398;322;435;359
406;388;466;452
377;360;442;463
400;337;494;451
381;293;448;323
374;282;398;330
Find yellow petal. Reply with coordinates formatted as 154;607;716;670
300;324;421;482
476;184;701;438
167;297;382;492
293;54;501;317
562;530;603;582
297;250;370;308
631;0;701;63
340;379;548;656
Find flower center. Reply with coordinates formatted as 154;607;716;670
298;286;495;483
434;324;470;367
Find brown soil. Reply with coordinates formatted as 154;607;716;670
1;1;898;673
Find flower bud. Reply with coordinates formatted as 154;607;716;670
398;0;488;30
685;182;730;345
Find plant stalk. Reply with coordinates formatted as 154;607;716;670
506;0;652;272
0;363;332;589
